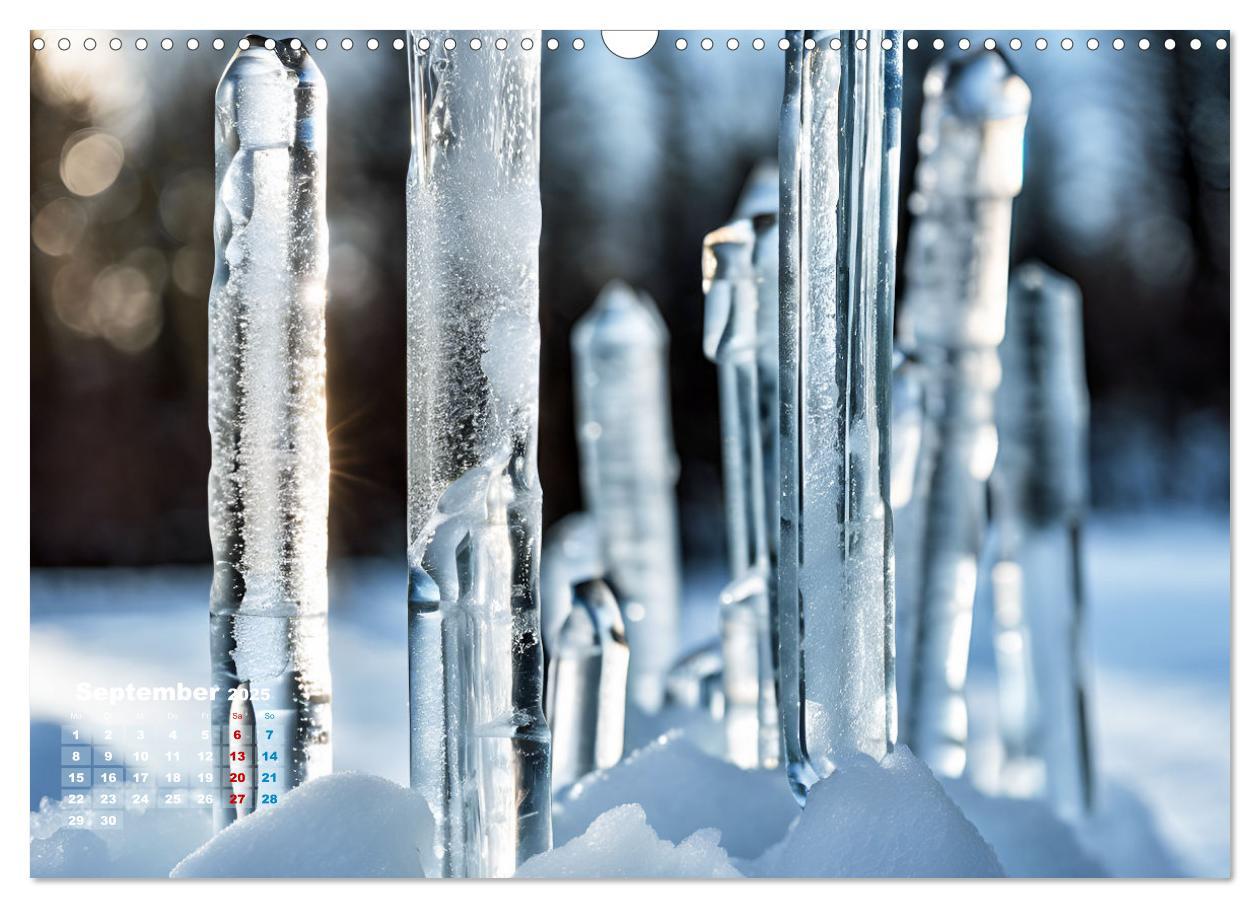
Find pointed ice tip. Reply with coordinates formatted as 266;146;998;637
574;281;668;351
561;578;626;647
1013;258;1073;293
701;219;755;292
927;50;1031;122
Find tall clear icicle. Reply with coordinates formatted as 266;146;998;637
545;578;630;789
572;281;682;714
702;218;778;769
208;36;332;832
778;30;902;801
897;52;1031;777
405;30;550;879
990;262;1093;818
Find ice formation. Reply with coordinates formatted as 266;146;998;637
171;774;434;877
546;579;630;788
516;805;741;879
572;281;682;713
896;51;1031;777
702;217;778;768
777;30;903;800
207;35;332;830
747;746;1004;877
405;29;551;878
989;262;1094;816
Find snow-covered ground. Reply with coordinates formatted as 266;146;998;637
29;510;1229;877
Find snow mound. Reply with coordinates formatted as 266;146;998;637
941;779;1107;876
30;796;212;877
30;828;112;877
747;746;1004;877
171;773;433;878
553;730;799;859
517;804;741;878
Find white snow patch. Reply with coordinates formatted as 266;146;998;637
746;746;1004;877
170;773;433;878
553;730;799;859
517;804;740;878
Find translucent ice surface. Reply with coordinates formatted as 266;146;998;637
207;35;332;830
573;282;682;713
778;30;902;799
896;51;1031;776
405;29;550;878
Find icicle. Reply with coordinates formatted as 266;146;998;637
778;30;903;802
990;262;1093;818
572;281;682;714
545;579;630;789
897;51;1031;778
208;35;332;832
702;216;778;769
405;30;550;878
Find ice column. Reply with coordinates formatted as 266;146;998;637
778;30;902;801
897;52;1031;777
545;579;630;789
572;281;682;714
405;30;550;879
208;36;332;832
702;219;778;768
990;262;1093;818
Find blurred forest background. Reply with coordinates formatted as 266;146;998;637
30;30;1230;567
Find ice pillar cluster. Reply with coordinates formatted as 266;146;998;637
778;30;903;801
405;30;551;879
572;282;682;714
990;262;1094;818
897;51;1031;777
208;36;333;832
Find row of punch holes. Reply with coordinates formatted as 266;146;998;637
31;34;1230;54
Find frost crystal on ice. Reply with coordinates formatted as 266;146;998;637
545;579;630;789
702;215;778;769
990;262;1094;818
896;51;1032;777
572;281;682;714
777;30;903;800
208;35;332;831
405;30;551;879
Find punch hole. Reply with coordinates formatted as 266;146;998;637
602;31;658;59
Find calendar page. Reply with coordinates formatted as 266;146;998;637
28;24;1231;881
